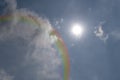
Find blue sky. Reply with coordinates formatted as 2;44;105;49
0;0;120;80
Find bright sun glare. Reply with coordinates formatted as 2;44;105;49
71;23;84;37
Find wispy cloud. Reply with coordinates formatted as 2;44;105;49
4;0;16;14
0;69;14;80
111;31;120;40
94;25;108;42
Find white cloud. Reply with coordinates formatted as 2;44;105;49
0;69;14;80
94;25;108;42
0;0;63;80
4;0;16;14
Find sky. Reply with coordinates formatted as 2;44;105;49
0;0;120;80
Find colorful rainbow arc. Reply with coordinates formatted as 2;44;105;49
0;13;70;80
50;30;70;80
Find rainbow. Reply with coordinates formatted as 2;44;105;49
0;13;70;80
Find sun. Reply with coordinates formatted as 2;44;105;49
71;23;84;37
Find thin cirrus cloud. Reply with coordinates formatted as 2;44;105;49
0;69;13;80
0;0;62;80
111;31;120;40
